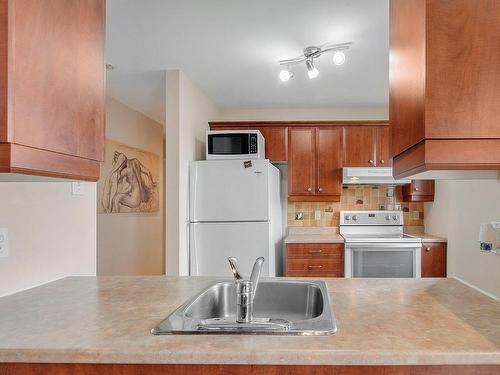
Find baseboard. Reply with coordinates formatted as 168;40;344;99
453;276;499;301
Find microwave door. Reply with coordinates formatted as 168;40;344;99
208;133;249;155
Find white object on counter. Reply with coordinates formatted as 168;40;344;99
478;222;500;254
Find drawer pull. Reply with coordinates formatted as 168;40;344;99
307;265;323;270
425;247;431;252
308;249;323;254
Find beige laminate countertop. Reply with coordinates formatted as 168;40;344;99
0;276;498;366
405;232;448;243
284;231;447;244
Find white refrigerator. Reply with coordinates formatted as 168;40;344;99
189;159;282;277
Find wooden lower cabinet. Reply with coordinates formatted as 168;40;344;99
286;243;344;277
421;242;447;277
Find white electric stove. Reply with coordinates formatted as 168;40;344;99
340;210;422;278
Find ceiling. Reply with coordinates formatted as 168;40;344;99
106;0;389;123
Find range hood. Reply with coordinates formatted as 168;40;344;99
343;167;411;185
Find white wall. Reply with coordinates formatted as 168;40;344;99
166;70;218;275
425;179;500;299
215;106;388;121
0;182;96;297
97;97;164;275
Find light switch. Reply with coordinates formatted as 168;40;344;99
0;228;8;258
72;181;85;195
315;210;321;220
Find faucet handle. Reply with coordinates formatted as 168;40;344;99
250;257;265;290
228;257;243;281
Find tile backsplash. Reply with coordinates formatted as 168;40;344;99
288;185;424;227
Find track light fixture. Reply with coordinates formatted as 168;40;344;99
279;41;351;82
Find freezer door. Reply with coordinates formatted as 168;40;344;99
190;222;274;277
190;160;270;222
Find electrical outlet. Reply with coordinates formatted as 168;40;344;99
412;211;420;220
0;228;8;258
72;181;85;195
315;210;321;220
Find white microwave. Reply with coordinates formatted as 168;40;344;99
206;130;265;160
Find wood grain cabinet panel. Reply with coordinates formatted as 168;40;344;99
316;128;342;197
288;128;315;197
286;243;344;277
376;126;392;167
421;242;447;278
0;0;105;181
255;126;288;162
343;126;377;167
402;180;435;202
390;0;500;178
289;127;342;201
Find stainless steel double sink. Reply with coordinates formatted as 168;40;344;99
151;279;336;335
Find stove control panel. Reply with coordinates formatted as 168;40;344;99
340;211;404;226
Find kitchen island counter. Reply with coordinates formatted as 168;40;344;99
0;277;499;369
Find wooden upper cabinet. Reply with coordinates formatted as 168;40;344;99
390;0;500;178
316;128;342;197
288;128;315;197
0;0;105;181
255;127;287;162
376;126;391;167
289;127;342;201
402;180;435;202
343;126;377;167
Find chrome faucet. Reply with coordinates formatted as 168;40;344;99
228;257;265;323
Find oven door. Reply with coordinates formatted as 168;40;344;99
345;243;421;278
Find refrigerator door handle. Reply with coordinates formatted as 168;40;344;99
189;223;197;276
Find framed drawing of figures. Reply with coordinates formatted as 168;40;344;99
97;140;160;214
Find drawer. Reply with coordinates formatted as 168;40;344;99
286;256;344;277
286;243;343;259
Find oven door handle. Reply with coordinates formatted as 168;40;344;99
345;242;421;249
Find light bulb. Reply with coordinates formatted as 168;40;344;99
308;67;319;79
306;59;319;79
279;69;292;82
332;51;346;66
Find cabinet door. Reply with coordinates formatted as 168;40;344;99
10;0;105;161
421;243;447;277
316;128;342;197
343;127;377;167
256;127;287;162
288;128;315;197
376;126;392;166
412;180;435;196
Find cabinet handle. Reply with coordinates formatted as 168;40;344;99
308;249;323;254
307;187;312;192
307;265;323;270
318;187;323;192
415;187;419;191
380;159;385;164
425;247;431;252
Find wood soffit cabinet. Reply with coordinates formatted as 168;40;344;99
0;0;105;181
390;0;500;178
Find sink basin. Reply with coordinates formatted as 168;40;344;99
151;279;336;335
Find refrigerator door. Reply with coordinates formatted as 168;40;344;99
190;222;274;277
190;160;270;222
